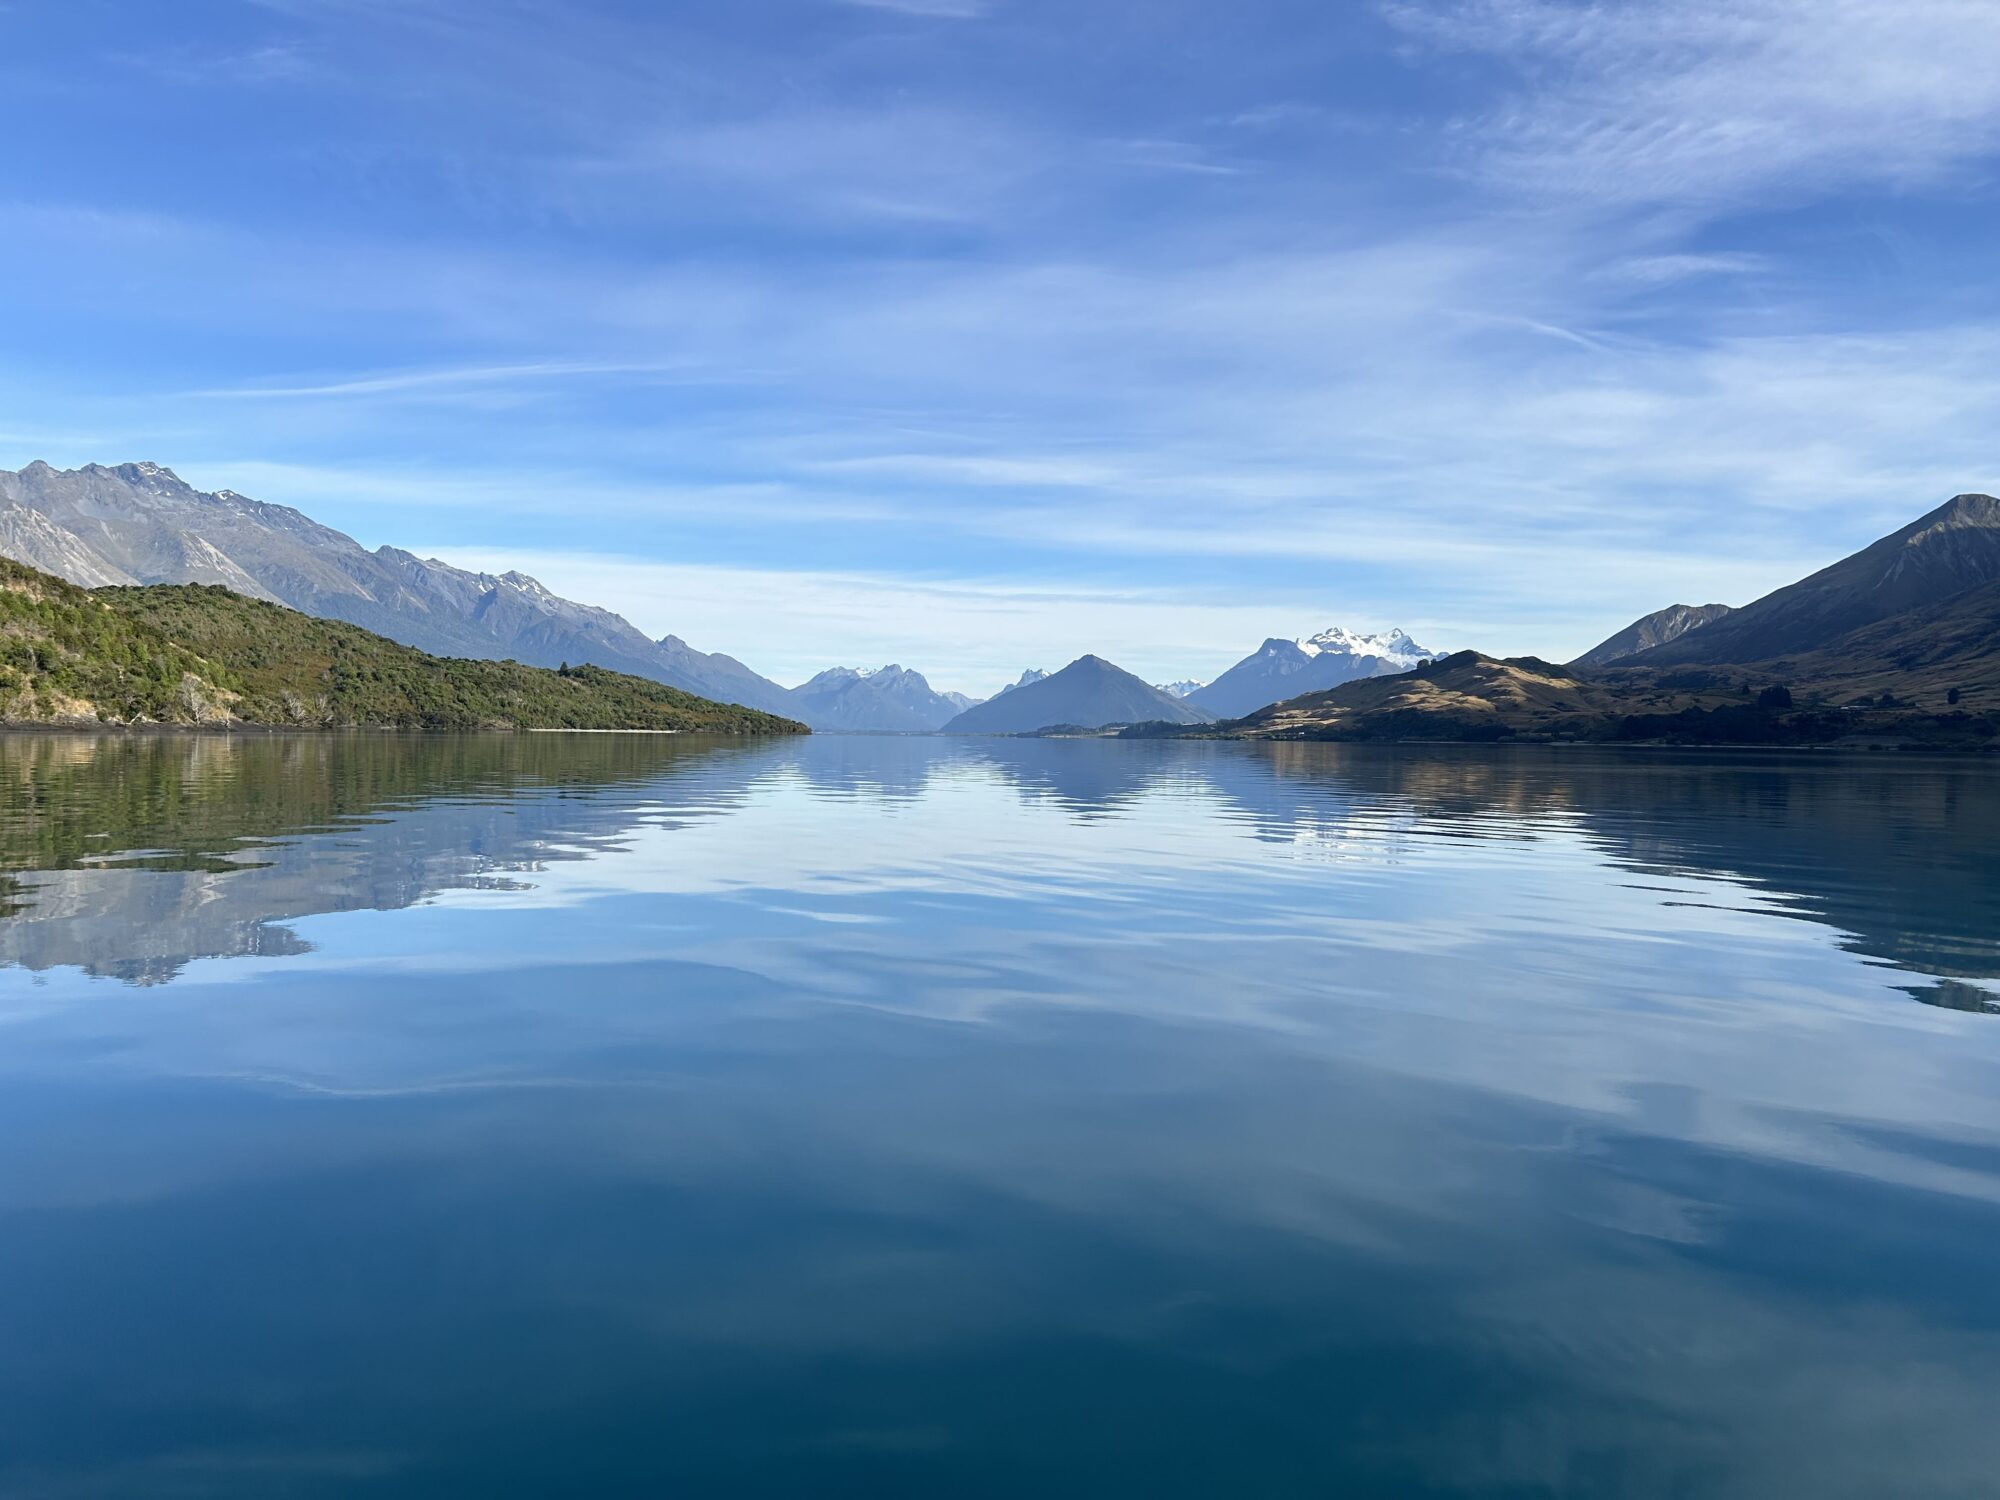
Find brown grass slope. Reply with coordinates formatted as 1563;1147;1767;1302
1209;645;1994;747
1219;652;1729;742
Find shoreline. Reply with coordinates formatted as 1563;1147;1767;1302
0;722;784;737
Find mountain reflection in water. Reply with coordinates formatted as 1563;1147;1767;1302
0;733;1990;1004
0;733;1995;1499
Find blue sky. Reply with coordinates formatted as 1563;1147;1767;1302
4;0;1999;694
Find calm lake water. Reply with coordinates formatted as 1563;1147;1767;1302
1;733;1996;1498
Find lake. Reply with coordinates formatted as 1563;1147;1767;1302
1;732;1996;1498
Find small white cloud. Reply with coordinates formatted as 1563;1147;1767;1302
1222;102;1326;131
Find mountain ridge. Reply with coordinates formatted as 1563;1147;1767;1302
1572;603;1734;667
0;461;798;715
1642;493;2000;667
944;655;1213;734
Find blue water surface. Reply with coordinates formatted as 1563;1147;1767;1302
0;733;1996;1498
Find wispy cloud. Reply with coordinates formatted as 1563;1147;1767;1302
112;42;317;87
835;0;991;17
186;360;767;401
808;455;1126;489
1393;0;2000;208
9;0;2000;683
1103;139;1251;176
561;105;1044;228
1598;252;1773;285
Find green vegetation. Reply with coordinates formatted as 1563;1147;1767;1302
0;558;806;733
0;730;764;879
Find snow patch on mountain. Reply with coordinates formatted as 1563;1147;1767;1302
1296;626;1432;665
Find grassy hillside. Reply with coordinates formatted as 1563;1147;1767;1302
0;559;805;733
1184;650;1998;749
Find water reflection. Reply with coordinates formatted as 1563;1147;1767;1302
1;735;1992;1007
1;734;1997;1497
0;733;767;983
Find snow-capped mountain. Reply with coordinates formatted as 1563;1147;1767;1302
994;669;1049;696
1294;626;1430;666
786;664;971;732
1189;626;1438;719
1154;680;1207;699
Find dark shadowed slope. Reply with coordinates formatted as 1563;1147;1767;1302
944;655;1214;733
0;462;796;714
1644;494;2000;666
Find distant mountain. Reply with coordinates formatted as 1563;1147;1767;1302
0;556;803;733
1189;626;1437;718
1155;679;1206;699
787;664;969;732
943;655;1214;734
994;668;1048;695
1572;603;1734;667
1643;494;2000;667
0;461;796;715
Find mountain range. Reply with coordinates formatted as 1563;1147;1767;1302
13;460;1988;747
1193;493;2000;745
0;461;800;715
0;462;1461;731
0;463;1257;732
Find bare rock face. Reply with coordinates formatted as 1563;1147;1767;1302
1572;603;1734;668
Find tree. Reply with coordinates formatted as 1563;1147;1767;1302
1948;687;1962;706
1756;683;1793;711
